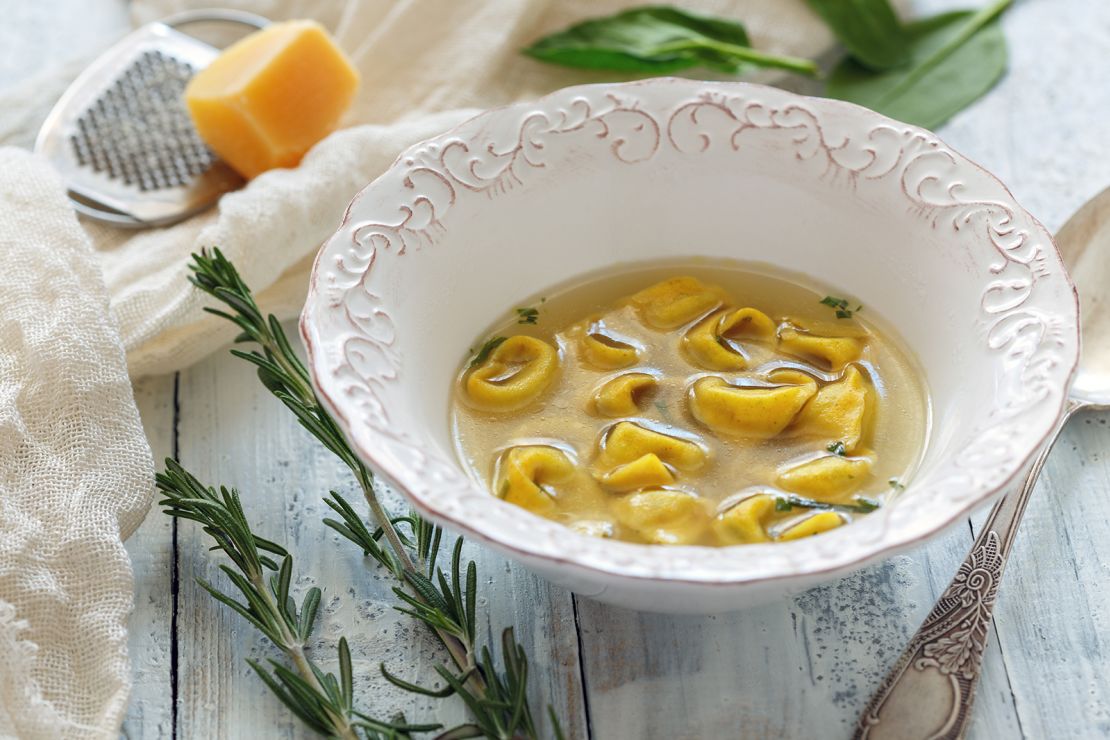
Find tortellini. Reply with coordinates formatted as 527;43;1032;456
600;453;676;491
776;454;873;500
779;324;863;371
580;321;641;369
778;511;845;541
715;492;849;544
453;272;924;548
689;371;817;438
684;307;776;371
790;365;871;451
627;276;724;329
591;373;658;417
495;446;576;516
714;493;776;544
612;488;711;544
593;423;705;499
465;336;558;412
597;421;707;471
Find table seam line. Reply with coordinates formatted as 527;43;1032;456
571;595;595;739
170;371;182;740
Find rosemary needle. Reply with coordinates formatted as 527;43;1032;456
156;460;438;740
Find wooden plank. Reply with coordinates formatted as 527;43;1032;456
122;373;177;740
172;328;588;738
972;418;1110;737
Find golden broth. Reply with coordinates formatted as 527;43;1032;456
451;263;930;546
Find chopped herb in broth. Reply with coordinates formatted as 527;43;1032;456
451;265;929;546
468;336;507;368
515;306;540;324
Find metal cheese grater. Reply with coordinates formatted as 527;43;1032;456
34;10;269;228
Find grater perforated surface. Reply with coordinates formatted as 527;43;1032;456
70;50;214;191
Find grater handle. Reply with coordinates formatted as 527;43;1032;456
162;9;270;34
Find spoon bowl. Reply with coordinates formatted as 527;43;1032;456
1056;184;1110;408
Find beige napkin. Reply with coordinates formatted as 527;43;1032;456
0;1;856;736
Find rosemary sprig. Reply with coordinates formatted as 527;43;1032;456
188;249;554;739
156;460;438;740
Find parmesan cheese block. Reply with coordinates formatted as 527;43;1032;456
185;20;359;179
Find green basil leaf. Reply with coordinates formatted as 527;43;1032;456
523;6;818;77
825;1;1010;130
805;0;910;70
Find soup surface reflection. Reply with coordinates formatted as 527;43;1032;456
451;265;929;546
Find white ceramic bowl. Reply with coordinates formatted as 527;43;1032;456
301;79;1078;613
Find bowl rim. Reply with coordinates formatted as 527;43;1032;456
301;77;1080;587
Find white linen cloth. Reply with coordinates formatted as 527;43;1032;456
0;1;861;736
0;150;153;738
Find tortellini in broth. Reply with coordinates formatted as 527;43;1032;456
689;371;817;438
580;320;642;369
684;307;776;371
464;335;558;412
591;373;658;417
453;267;928;547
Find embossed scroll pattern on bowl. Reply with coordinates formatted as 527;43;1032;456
302;79;1077;596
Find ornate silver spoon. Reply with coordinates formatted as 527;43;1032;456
854;186;1110;740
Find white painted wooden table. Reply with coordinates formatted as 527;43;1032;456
5;1;1110;738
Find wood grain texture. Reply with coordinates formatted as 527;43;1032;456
122;374;176;739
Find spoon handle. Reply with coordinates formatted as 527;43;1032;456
853;400;1081;740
